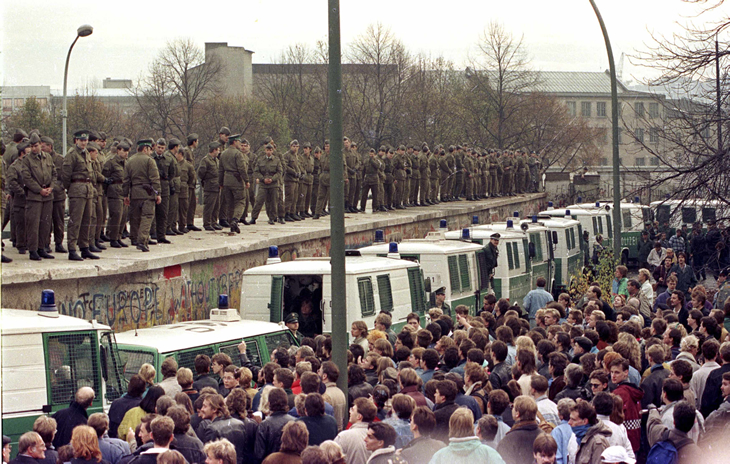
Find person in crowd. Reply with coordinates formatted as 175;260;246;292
429;408;505;464
52;387;95;448
261;421;308;464
497;396;542;464
399;406;445;463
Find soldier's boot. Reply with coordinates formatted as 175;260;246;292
29;250;42;261
38;249;55;259
2;254;12;263
89;243;103;253
219;219;230;227
55;244;67;253
95;240;107;250
69;250;84;261
110;240;123;248
81;248;100;260
187;224;202;232
278;217;286;224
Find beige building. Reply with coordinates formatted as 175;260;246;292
205;42;254;98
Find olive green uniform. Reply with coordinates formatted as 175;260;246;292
62;146;96;252
20;151;56;253
418;151;430;205
283;149;302;217
167;151;181;231
176;157;194;230
346;149;360;210
310;155;320;214
382;154;394;209
91;157;105;243
438;153;451;201
102;154;126;241
297;152;314;215
152;151;175;239
392;152;406;208
182;146;198;227
463;154;475;200
429;152;440;203
197;154;220;229
7;159;26;251
51;150;67;247
123;152;160;247
252;154;282;223
360;155;380;213
315;151;330;216
218;145;248;223
453;150;464;199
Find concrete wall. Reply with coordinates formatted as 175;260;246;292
2;195;545;332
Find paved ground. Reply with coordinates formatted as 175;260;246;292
1;193;545;285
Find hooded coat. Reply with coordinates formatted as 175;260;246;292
611;381;644;451
575;421;612;464
428;437;505;464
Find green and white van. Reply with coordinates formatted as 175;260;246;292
1;306;126;449
541;206;614;252
239;252;427;333
533;216;585;296
113;310;297;383
650;199;726;231
443;226;532;307
356;234;487;316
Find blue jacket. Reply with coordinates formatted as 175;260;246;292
523;287;554;321
551;421;574;464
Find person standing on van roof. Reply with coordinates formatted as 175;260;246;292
192;355;219;393
483;233;500;289
51;387;95;449
284;313;304;345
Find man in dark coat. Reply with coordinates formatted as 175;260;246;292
483;233;500;291
51;387;95;448
700;343;730;417
497;396;542;464
254;389;295;463
108;375;147;439
399;406;445;464
168;406;205;464
297;393;338;445
432;380;460;444
641;345;670;409
197;394;256;464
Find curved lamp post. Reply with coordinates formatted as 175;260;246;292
588;1;622;258
62;24;93;156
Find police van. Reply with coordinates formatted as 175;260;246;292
650;199;726;231
573;200;652;266
356;231;487;316
113;305;296;383
470;215;555;294
443;224;532;308
532;215;585;297
541;205;614;252
1;293;127;449
239;248;427;333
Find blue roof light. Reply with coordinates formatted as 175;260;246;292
218;294;229;309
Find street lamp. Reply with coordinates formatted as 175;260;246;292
62;24;93;156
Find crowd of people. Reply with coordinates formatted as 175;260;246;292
5;267;730;464
1;127;541;261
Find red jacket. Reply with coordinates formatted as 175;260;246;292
291;379;301;395
612;381;644;451
400;385;428;407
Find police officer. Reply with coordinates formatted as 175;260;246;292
20;133;56;260
123;139;161;252
43;136;67;253
183;134;201;231
103;139;129;248
251;144;283;225
298;143;314;218
284;313;304;345
432;287;451;317
218;134;248;233
198;142;222;231
62;130;98;261
283;140;302;221
484;233;500;290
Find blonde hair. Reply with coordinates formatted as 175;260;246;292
139;363;156;385
428;308;444;321
449;408;476;438
638;268;651;281
176;367;193;388
204;439;236;464
157;450;187;464
367;330;387;344
515;336;536;355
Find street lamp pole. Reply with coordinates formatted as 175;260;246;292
588;0;622;258
62;25;93;156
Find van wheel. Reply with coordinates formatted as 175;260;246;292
621;251;628;266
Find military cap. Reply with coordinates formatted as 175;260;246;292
313;146;322;153
137;138;154;147
17;141;30;153
351;141;357;147
219;127;231;136
434;286;446;296
422;144;429;152
29;133;41;145
456;145;463;150
14;128;29;138
241;138;250;145
343;136;350;141
87;142;101;152
369;148;376;153
379;145;387;152
99;131;107;140
265;143;274;150
490;233;501;240
208;141;222;151
324;139;330;145
156;138;166;146
186;133;199;144
88;131;100;141
118;140;132;151
398;145;406;151
290;139;299;146
40;136;54;145
228;134;241;142
73;130;90;140
168;138;181;147
302;142;311;149
284;313;299;324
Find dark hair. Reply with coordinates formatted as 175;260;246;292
555;332;572;351
395;346;411;363
321;361;340;382
467;348;485;366
300;372;320;395
348;364;366;385
663;378;684;403
417;329;433;348
397;331;414;350
537;339;557;362
304;393;325;417
128;374;147;397
496;326;514;345
368;422;397;448
575;401;598;425
194;354;211;375
491;340;508;363
411;406;436;435
426;323;442;343
487;389;509;415
354;397;377;422
673;401;697;433
167;406;191;435
140;386;166;414
268;388;289;413
350;344;365;362
422;349;440;370
443;347;460;369
274;368;294;389
702;339;720;360
533;432;558;456
593;391;614;416
701;316;721;339
548;352;569;377
435;380;458;402
671;359;693;384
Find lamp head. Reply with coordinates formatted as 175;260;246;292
77;25;93;37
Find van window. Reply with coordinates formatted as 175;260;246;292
376;275;394;313
530;233;543;261
569;228;576;250
101;333;127;402
46;332;101;406
507;244;514;270
458;254;471;291
220;340;262;369
475;250;491;291
682;207;697;225
577;225;584;251
178;346;215;373
592;217;598;235
263;332;297;358
597;217;604;234
656;205;671;224
358;277;376;317
606;215;612;238
642;207;653;224
270;276;284;323
622;210;632;228
118;349;155;382
522;239;531;272
565;230;571;250
407;267;426;314
512;243;520;268
702;207;716;223
447;255;461;291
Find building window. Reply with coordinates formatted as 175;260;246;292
567;101;576;117
635;157;646;166
649;128;659;143
2;99;11;111
635;128;644;143
37;98;47;107
13;98;23;107
581;102;592;117
597;102;607;117
650;156;660;166
635;102;645;117
649;102;659;118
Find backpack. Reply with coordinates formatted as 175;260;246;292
535;409;556;434
646;436;693;464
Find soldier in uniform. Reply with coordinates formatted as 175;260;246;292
62;130;98;261
392;146;407;209
198;142;222;231
218;134;248;233
1;146;10;263
88;142;106;252
166;139;183;235
452;145;464;200
483;233;500;291
42;136;67;253
183;134;201;231
515;150;526;194
8;141;30;255
173;146;193;232
438;148;450;202
428;147;440;204
479;151;489;199
3;129;27;168
102;139;129;248
360;148;380;214
251;144;283;225
418;145;430;206
344;138;359;213
382;147;394;210
528;151;540;193
151;139;175;243
500;151;511;196
216;127;231;227
123;139;161;252
463;148;475;201
298;143;314;218
491;151;502;197
283;140;302;221
20;134;56;260
90;132;110;242
310;143;320;216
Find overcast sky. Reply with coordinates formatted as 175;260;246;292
1;0;723;92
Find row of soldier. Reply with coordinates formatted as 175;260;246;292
1;127;542;261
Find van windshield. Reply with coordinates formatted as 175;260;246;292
264;331;298;358
118;349;155;382
46;332;101;406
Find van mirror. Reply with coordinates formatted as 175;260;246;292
528;242;536;259
424;278;432;293
552;231;559;244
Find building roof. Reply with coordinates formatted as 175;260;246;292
532;71;634;95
